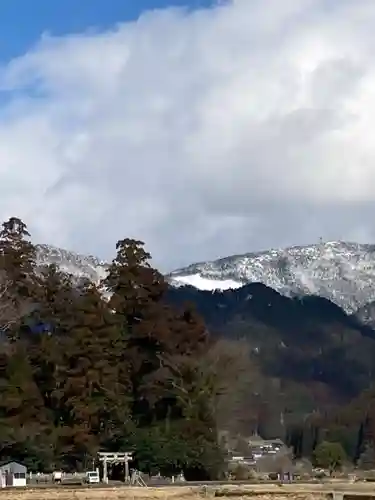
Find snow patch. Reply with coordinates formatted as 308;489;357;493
171;274;242;291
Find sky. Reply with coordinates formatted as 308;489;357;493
1;0;375;271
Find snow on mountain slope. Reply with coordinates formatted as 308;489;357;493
168;241;375;313
169;274;242;290
35;241;375;314
35;244;108;283
35;244;243;291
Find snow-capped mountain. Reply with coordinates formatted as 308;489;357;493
35;244;108;284
168;241;375;313
35;241;375;314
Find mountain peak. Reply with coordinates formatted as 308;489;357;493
168;241;375;312
35;244;108;283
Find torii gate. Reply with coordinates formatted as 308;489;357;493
97;452;133;484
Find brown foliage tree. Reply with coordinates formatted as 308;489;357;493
104;238;166;321
104;238;210;423
53;284;131;468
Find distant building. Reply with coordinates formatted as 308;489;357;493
246;436;287;460
0;461;27;487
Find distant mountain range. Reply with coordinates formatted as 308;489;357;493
36;240;375;314
168;241;375;313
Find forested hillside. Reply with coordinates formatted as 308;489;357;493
166;284;375;462
2;214;375;473
0;217;238;478
166;284;375;401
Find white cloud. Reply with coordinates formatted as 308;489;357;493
0;0;375;269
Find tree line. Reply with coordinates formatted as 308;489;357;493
2;215;375;476
0;216;240;478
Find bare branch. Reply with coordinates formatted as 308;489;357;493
142;339;258;427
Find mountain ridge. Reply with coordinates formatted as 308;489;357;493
169;241;375;313
35;240;375;314
35;243;108;283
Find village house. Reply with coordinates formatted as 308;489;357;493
0;461;27;487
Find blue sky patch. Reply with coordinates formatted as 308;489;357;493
0;0;215;61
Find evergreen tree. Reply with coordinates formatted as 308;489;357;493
104;238;166;321
34;263;77;335
27;265;78;423
53;284;131;468
313;441;347;474
0;217;39;336
0;217;36;278
129;424;188;477
104;239;166;421
104;239;209;422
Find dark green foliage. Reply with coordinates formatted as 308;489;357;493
127;424;187;476
313;441;346;472
177;420;226;480
126;420;224;480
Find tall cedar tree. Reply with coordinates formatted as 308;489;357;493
0;217;39;337
52;284;131;469
104;238;209;423
104;238;223;478
104;238;166;320
104;238;166;421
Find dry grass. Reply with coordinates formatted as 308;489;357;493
1;483;375;500
0;485;195;500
